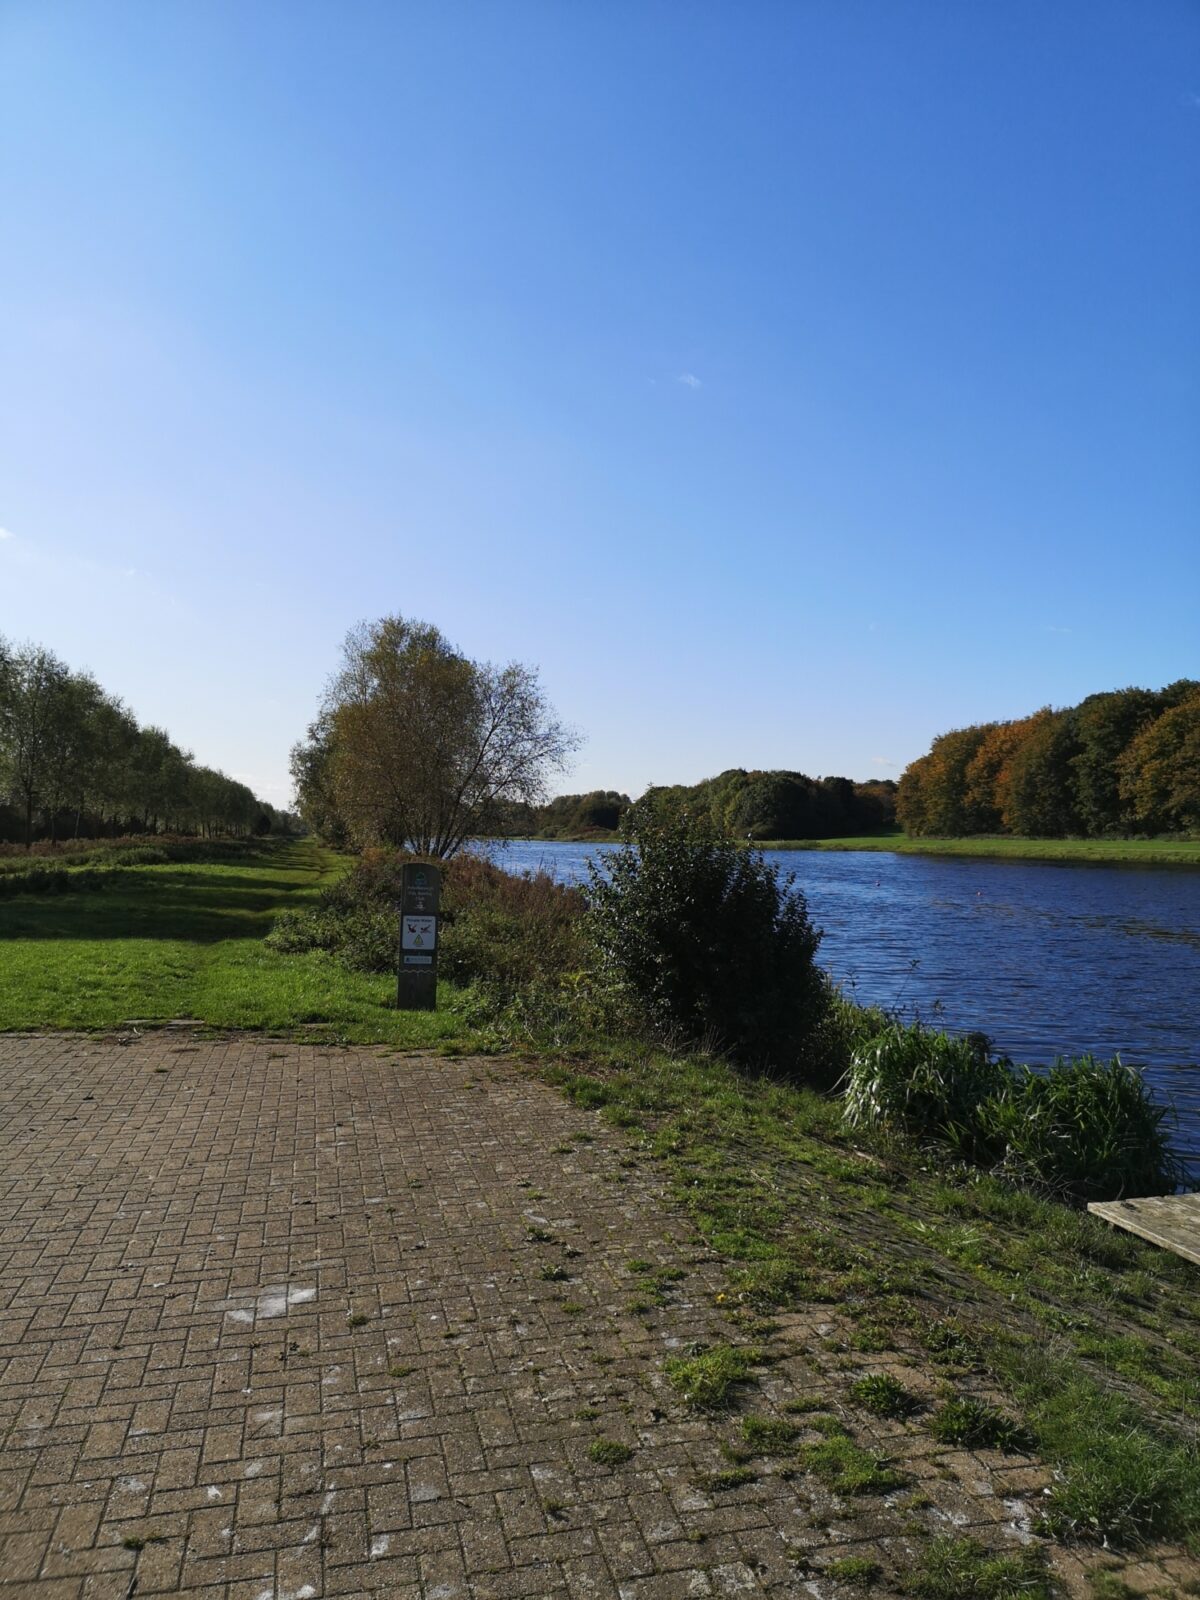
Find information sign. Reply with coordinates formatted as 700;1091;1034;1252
396;863;440;1010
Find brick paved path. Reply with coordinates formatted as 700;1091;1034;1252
1;1035;1186;1599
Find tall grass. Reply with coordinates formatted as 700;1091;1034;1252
842;1023;1182;1202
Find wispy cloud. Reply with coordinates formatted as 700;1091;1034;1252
0;527;14;542
1042;625;1072;635
677;372;702;390
870;756;896;768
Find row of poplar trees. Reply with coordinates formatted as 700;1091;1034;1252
897;681;1200;838
0;637;278;846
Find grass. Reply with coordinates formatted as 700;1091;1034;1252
535;1045;1200;1550
740;1414;801;1452
759;831;1200;866
849;1373;921;1419
663;1344;760;1410
587;1437;633;1467
0;838;476;1046
826;1556;882;1586
929;1396;1031;1452
693;1466;756;1492
904;1538;1052;1599
799;1430;906;1495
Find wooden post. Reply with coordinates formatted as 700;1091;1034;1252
396;862;440;1011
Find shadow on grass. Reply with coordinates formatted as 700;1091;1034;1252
0;890;288;944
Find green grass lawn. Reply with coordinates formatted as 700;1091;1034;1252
0;839;473;1046
763;831;1200;865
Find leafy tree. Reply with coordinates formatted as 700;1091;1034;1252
0;642;71;846
585;799;829;1074
900;725;994;836
1117;691;1200;834
998;711;1082;837
0;634;274;844
531;790;630;837
313;615;577;856
289;714;350;846
895;754;931;836
38;672;106;843
962;710;1054;834
1070;689;1161;836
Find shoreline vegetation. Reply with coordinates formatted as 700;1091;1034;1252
2;833;1199;1583
503;828;1200;866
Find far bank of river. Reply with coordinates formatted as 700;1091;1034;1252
764;832;1200;866
532;831;1200;867
483;838;1200;1176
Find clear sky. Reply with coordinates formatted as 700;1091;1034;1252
2;2;1197;808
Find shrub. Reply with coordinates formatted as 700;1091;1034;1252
265;847;585;1000
436;852;585;998
103;845;170;865
984;1056;1183;1203
844;1025;1182;1204
842;1022;1007;1160
585;801;830;1074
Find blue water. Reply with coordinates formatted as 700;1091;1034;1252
481;839;1200;1173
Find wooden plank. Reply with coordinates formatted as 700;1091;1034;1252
1088;1193;1200;1268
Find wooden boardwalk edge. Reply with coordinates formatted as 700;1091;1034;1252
1088;1193;1200;1268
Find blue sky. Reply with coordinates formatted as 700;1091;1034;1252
2;1;1197;807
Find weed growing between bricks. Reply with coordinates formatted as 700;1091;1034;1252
519;1040;1200;1577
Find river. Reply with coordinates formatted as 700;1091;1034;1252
481;839;1200;1175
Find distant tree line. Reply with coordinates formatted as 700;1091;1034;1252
641;768;898;841
496;774;895;842
500;773;895;842
0;636;291;846
502;790;633;838
897;681;1200;838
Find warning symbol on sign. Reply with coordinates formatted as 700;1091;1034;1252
402;915;437;951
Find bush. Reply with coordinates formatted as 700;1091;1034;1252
842;1022;1008;1160
843;1026;1183;1204
584;802;830;1074
984;1056;1183;1203
265;847;585;1000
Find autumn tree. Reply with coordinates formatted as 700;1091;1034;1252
307;616;577;856
998;711;1082;836
1117;691;1200;834
1070;689;1162;836
898;725;994;836
962;709;1054;834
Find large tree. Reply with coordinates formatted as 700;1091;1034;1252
1118;691;1200;834
1070;688;1161;836
309;615;577;856
0;642;71;847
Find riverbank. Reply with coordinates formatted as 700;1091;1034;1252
511;830;1200;866
3;845;1199;1583
761;832;1200;866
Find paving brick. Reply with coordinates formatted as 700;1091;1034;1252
0;1033;1193;1600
